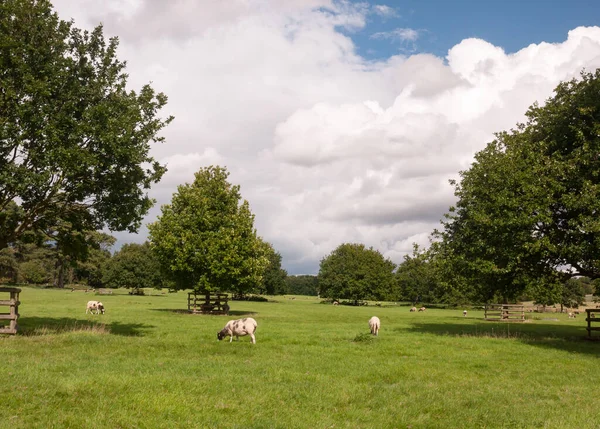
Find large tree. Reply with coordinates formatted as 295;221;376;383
102;242;162;292
0;0;173;248
318;243;396;304
258;242;288;295
148;166;268;294
438;70;600;301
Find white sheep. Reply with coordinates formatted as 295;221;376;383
410;306;417;312
418;306;426;312
86;300;105;315
463;310;468;317
217;317;258;344
368;316;380;336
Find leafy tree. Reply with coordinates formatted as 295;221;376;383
0;0;173;249
561;278;586;310
286;275;319;296
396;244;440;304
102;242;162;292
318;243;396;304
0;247;19;283
73;232;116;287
258;242;288;295
148;166;268;294
437;70;600;302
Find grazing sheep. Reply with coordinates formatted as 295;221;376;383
368;316;380;336
410;307;417;312
418;307;426;312
86;300;105;315
568;312;576;319
333;300;339;306
463;310;468;317
217;317;258;344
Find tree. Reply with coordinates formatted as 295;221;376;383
437;70;600;302
286;275;319;296
258;242;288;295
0;0;173;249
318;243;396;304
73;232;116;288
102;242;162;292
148;166;268;294
396;244;441;304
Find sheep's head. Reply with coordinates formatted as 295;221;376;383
98;303;105;314
217;329;227;341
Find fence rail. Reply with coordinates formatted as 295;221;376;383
585;309;600;339
485;304;525;322
188;292;229;315
0;287;21;334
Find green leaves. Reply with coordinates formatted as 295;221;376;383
318;243;396;302
438;70;600;302
0;0;173;246
148;166;268;294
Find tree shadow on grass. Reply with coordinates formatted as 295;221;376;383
16;317;154;337
150;309;257;317
401;318;600;357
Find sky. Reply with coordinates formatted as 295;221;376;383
49;0;600;275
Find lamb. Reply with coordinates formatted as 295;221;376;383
418;306;426;312
410;307;417;312
217;317;257;344
86;300;105;315
568;312;576;319
368;316;380;336
463;310;468;317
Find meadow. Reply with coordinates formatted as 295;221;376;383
0;287;598;429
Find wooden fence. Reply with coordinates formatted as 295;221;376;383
485;304;525;322
0;287;21;334
188;292;229;315
585;309;600;339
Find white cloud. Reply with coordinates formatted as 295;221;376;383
49;0;600;274
372;5;398;18
371;28;420;42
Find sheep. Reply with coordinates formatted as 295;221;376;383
333;300;339;306
568;312;576;319
463;310;468;317
86;300;105;315
410;307;417;312
217;317;257;344
368;316;380;336
418;306;426;312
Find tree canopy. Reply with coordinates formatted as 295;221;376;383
102;242;163;292
148;166;268;294
318;243;396;303
0;0;173;248
437;70;600;301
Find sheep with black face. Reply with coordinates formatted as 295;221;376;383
217;317;257;344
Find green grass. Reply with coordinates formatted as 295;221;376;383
1;287;598;428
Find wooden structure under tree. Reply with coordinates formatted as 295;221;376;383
585;308;600;339
484;304;525;322
188;291;230;315
0;287;21;334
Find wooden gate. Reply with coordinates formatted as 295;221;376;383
188;291;229;315
0;287;21;334
485;304;525;322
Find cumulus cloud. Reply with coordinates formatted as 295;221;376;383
50;0;600;274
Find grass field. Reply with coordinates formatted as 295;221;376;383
0;287;598;429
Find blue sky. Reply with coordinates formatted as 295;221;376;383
348;0;600;59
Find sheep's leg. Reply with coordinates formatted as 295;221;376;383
229;335;233;343
250;333;256;344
